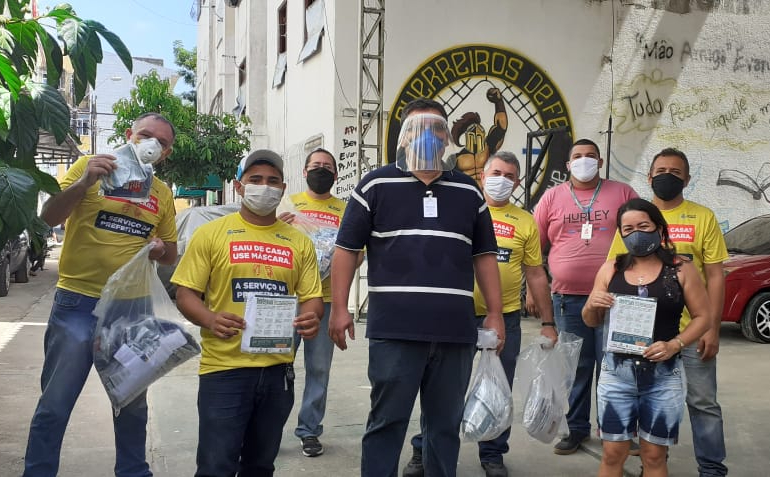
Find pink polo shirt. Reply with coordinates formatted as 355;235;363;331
533;179;638;295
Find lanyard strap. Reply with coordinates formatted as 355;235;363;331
569;179;602;215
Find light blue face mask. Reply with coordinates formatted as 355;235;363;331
621;229;662;257
409;128;444;170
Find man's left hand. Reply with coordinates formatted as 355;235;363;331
294;311;320;339
540;325;558;344
697;328;720;360
482;311;505;354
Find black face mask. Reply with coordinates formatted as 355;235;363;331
306;167;335;194
651;173;685;201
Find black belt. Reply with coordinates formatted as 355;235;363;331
613;352;680;365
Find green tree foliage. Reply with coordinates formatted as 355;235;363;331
0;0;131;249
173;40;196;105
110;71;251;188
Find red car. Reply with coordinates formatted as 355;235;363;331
722;214;770;343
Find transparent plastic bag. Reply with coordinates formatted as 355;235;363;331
461;329;513;442
515;331;583;443
93;244;201;414
277;197;338;280
100;143;154;201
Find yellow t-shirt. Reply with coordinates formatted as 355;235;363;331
474;203;542;315
607;200;728;329
290;191;346;302
171;212;323;374
57;155;177;297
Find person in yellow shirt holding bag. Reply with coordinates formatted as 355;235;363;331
24;113;178;477
279;147;347;458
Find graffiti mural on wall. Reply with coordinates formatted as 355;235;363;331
386;44;574;207
717;162;770;202
587;0;769;15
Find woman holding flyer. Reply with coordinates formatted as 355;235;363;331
582;198;710;477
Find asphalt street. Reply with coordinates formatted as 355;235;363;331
1;250;768;476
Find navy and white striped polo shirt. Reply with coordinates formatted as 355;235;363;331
336;164;497;343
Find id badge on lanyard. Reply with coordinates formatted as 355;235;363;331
423;190;438;218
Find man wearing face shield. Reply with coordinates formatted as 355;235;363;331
24;113;179;477
330;98;504;477
278;147;347;458
532;138;638;456
172;150;324;476
452;87;508;187
404;151;557;477
607;148;729;477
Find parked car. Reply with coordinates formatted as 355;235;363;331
722;214;770;343
0;232;31;297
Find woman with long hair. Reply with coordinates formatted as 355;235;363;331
582;198;710;477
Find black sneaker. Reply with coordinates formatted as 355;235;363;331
300;436;324;457
553;432;590;455
481;461;508;477
402;447;424;477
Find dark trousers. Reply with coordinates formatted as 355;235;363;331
553;293;604;437
195;365;294;477
361;339;475;477
410;312;523;464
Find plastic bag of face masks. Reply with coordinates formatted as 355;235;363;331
461;328;513;442
276;197;338;280
92;244;200;415
515;331;583;443
100;138;163;202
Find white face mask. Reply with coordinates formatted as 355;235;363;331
569;156;599;182
132;137;164;165
484;175;515;202
241;184;283;216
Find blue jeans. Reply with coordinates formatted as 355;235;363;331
362;339;475;477
597;354;685;446
294;302;334;439
410;312;522;465
681;344;728;476
552;293;603;438
195;365;294;477
24;288;151;477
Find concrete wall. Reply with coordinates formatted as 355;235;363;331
198;0;770;229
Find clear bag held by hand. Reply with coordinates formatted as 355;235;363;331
92;244;200;414
461;328;513;442
515;331;583;443
276;197;338;280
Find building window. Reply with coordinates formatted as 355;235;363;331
298;0;324;63
278;1;287;55
274;1;288;88
233;59;247;116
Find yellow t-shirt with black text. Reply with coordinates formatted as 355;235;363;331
474;203;543;315
171;213;322;374
57;155;177;297
607;200;728;330
290;191;346;302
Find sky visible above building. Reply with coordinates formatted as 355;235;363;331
37;0;197;89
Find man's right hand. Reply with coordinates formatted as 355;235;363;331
329;305;355;350
277;211;296;224
207;311;246;339
79;154;118;188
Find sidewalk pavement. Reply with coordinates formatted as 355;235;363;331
1;255;768;476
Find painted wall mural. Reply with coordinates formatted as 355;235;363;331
385;44;574;208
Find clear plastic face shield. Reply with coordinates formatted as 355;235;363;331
396;113;455;173
464;123;486;154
